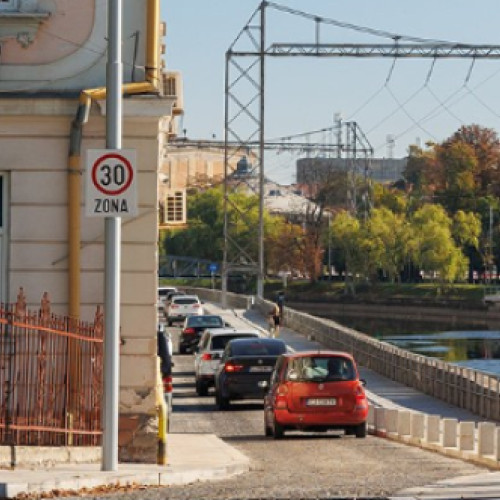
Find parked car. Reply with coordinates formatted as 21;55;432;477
157;286;177;309
264;351;368;439
178;314;226;354
214;337;287;410
165;295;203;326
194;328;260;396
157;327;173;430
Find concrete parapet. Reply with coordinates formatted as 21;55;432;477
374;407;386;435
385;408;398;434
410;412;425;441
478;422;496;456
442;418;458;448
458;421;475;451
397;411;411;437
425;414;441;444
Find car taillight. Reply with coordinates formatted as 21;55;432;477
163;375;173;394
275;384;288;409
183;327;196;335
354;384;367;408
201;353;212;361
224;362;244;373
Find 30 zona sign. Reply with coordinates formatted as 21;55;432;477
86;149;138;217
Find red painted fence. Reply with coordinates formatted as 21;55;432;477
0;288;103;446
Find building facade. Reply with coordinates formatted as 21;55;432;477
0;0;182;461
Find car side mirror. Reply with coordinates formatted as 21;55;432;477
360;378;367;386
224;322;231;327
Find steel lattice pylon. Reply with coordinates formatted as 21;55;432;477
222;0;500;304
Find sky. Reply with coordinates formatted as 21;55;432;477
162;1;500;184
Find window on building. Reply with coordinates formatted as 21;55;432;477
0;0;18;11
164;190;186;224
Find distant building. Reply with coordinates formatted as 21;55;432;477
296;157;407;185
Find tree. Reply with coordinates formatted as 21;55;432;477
330;211;363;294
364;207;411;283
447;124;500;196
409;204;468;284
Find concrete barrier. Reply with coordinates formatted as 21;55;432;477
183;288;500;468
368;404;500;468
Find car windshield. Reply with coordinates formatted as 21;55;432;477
286;356;355;382
187;316;223;327
211;334;255;350
231;340;286;356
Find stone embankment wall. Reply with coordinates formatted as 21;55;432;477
288;301;500;328
184;287;500;423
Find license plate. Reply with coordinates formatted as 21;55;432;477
250;366;273;372
306;398;337;406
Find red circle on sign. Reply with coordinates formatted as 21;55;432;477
91;153;133;196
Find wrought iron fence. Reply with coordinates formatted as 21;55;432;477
0;288;103;446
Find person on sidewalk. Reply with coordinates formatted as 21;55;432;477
268;302;281;338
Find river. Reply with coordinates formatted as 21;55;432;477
310;310;500;377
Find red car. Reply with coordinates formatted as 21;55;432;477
264;351;368;439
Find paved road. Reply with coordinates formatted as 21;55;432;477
116;321;485;500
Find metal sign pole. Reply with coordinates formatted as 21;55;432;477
102;0;122;471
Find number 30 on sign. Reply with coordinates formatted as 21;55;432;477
85;149;138;217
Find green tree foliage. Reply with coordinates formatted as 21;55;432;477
364;207;411;283
373;183;407;214
162;187;225;261
409;204;468;283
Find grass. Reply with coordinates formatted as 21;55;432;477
159;276;490;305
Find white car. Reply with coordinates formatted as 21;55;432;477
157;286;177;310
166;295;204;326
193;328;260;396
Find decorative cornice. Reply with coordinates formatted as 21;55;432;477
0;12;50;47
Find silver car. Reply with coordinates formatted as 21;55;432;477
194;328;260;396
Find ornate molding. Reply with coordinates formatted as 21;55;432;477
0;11;50;48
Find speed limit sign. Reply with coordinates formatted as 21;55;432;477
85;149;138;217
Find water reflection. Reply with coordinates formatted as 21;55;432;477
328;315;500;376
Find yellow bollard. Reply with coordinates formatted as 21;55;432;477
156;357;168;465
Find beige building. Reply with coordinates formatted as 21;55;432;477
0;0;182;461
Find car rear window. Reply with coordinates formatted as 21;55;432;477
286;356;355;382
231;340;286;356
187;316;223;327
211;334;256;350
174;298;199;305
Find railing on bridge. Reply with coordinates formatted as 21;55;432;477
0;288;103;446
184;286;500;422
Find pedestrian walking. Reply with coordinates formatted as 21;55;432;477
268;302;281;338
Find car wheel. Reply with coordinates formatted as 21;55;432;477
196;379;208;397
216;391;230;410
354;422;367;438
179;345;186;355
272;418;284;439
167;320;172;327
264;414;272;437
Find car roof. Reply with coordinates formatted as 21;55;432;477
173;294;199;301
158;286;177;291
282;350;355;361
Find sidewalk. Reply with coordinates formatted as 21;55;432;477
0;434;249;498
1;301;500;499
